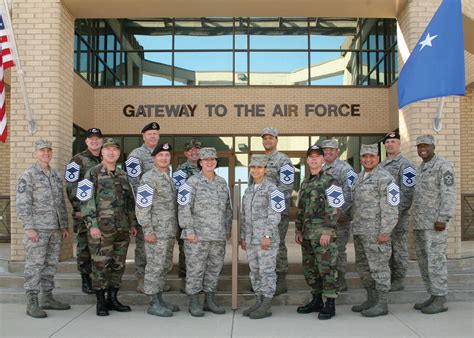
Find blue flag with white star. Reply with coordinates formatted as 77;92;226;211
397;0;465;109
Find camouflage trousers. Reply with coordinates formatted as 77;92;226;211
354;235;392;292
389;212;409;281
247;243;278;298
144;237;175;295
276;214;289;274
184;240;225;295
336;219;350;273
414;229;448;296
134;226;146;278
75;219;91;275
177;226;186;278
23;229;61;294
301;238;338;298
88;226;130;290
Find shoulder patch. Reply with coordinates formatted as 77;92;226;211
125;156;141;178
17;178;27;193
387;182;400;206
177;183;192;206
76;179;94;201
325;184;345;208
65;162;81;183
402;166;416;187
280;164;295;185
136;184;154;208
346;169;357;188
443;171;454;186
270;189;286;213
172;170;188;188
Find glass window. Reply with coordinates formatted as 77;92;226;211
235;52;248;85
136;52;173;86
174;18;233;50
249;18;308;50
249;52;308;85
174;52;233;86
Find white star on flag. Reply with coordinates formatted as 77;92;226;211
419;33;438;51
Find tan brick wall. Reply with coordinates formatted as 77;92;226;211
73;74;94;129
461;85;474;195
9;0;74;261
93;87;391;135
0;87;11;197
397;0;462;258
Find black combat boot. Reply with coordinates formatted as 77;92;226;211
318;298;336;320
106;287;131;312
81;274;95;295
95;289;109;316
297;293;324;314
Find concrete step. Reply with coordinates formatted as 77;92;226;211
1;285;473;307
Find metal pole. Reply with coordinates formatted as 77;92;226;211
433;96;445;133
2;0;36;134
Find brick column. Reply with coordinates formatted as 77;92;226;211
9;0;74;261
397;0;462;259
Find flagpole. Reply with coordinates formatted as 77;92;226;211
433;96;445;133
1;0;36;134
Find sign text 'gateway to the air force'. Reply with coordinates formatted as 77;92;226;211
123;103;361;118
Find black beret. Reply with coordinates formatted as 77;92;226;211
141;122;160;133
86;128;103;138
151;143;172;156
383;131;400;143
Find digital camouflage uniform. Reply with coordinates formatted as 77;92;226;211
174;161;200;278
126;144;155;279
17;164;69;295
135;167;178;295
81;163;138;290
322;158;356;277
178;171;232;295
296;172;339;298
241;178;282;298
65;149;100;275
352;165;399;293
412;154;455;298
381;153;416;283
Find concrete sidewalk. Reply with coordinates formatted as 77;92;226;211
1;302;473;337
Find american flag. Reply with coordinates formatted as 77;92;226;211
0;14;14;143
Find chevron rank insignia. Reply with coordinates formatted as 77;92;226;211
443;171;454;186
125;157;141;178
280;164;295;185
270;189;285;213
346;169;357;188
65;162;80;183
402;166;416;187
17;178;27;193
177;183;192;206
172;170;188;188
136;184;154;208
326;185;345;208
76;179;93;201
387;182;400;206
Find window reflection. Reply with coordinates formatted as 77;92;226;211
250;52;308;85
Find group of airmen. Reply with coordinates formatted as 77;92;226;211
16;122;456;321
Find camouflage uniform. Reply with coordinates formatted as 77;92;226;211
296;172;339;298
17;164;69;294
127;144;155;279
380;153;416;283
352;165;399;293
241;178;282;298
135;167;178;295
412;154;455;297
82;163;138;290
65;149;100;275
175;161;200;278
178;171;232;295
322;158;356;277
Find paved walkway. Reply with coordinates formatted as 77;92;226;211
1;302;473;337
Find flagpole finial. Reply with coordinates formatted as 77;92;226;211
433;118;442;133
28;119;37;134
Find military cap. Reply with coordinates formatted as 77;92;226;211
199;147;217;159
184;139;202;151
102;138;121;149
383;131;400;143
141;122;160;133
85;128;103;138
35;140;52;150
151;142;172;156
321;139;339;149
261;127;278;137
249;154;268;167
360;144;379;156
307;144;324;156
416;134;435;145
